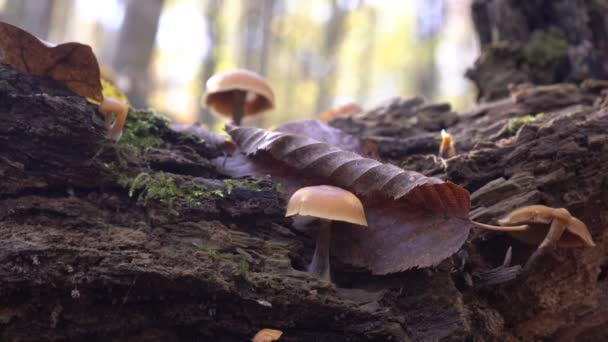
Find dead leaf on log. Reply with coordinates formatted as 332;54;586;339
275;119;378;158
221;125;472;274
0;22;102;102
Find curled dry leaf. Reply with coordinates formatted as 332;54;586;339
220;125;472;274
0;22;102;102
275;119;378;158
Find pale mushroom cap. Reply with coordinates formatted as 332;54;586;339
498;205;571;226
499;205;595;247
286;185;368;226
566;216;596;247
252;328;283;342
319;102;363;122
205;69;275;117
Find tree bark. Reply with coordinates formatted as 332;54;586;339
467;0;608;101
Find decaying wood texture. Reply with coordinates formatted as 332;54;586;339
1;61;607;341
469;0;608;101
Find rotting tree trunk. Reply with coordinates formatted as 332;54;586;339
468;0;608;101
1;68;608;341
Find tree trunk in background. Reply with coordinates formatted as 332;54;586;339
314;0;347;114
198;0;223;126
411;0;442;101
467;0;608;101
112;0;164;108
238;1;259;71
355;6;377;103
257;0;276;77
46;0;74;43
238;0;277;128
1;0;55;39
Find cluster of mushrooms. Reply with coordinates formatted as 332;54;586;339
98;68;595;283
284;187;595;281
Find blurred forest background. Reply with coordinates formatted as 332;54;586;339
0;0;478;129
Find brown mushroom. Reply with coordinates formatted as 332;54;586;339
498;205;595;272
99;97;129;141
204;69;274;125
286;185;367;281
252;328;283;342
498;205;595;248
319;102;363;122
439;129;456;159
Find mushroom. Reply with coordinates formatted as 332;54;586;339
439;129;456;159
498;205;595;248
204;69;274;125
99;97;129;141
286;185;367;281
252;328;283;342
319;102;363;122
498;205;595;272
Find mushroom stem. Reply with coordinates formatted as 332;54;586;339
471;220;529;232
232;90;247;125
539;217;568;249
522;218;567;275
308;219;332;281
99;98;129;142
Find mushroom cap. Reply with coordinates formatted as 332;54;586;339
286;185;368;226
205;69;274;118
498;205;595;247
252;328;283;342
319;102;363;122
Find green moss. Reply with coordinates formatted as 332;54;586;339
222;178;269;195
119;109;173;149
524;29;567;67
129;172;182;214
249;275;286;291
239;178;266;192
177;133;205;145
222;179;234;195
508;113;544;134
128;173;227;214
104;162;131;188
192;242;235;259
235;258;250;279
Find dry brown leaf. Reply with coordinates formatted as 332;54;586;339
252;328;283;342
0;22;102;102
275;119;378;158
222;125;472;274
